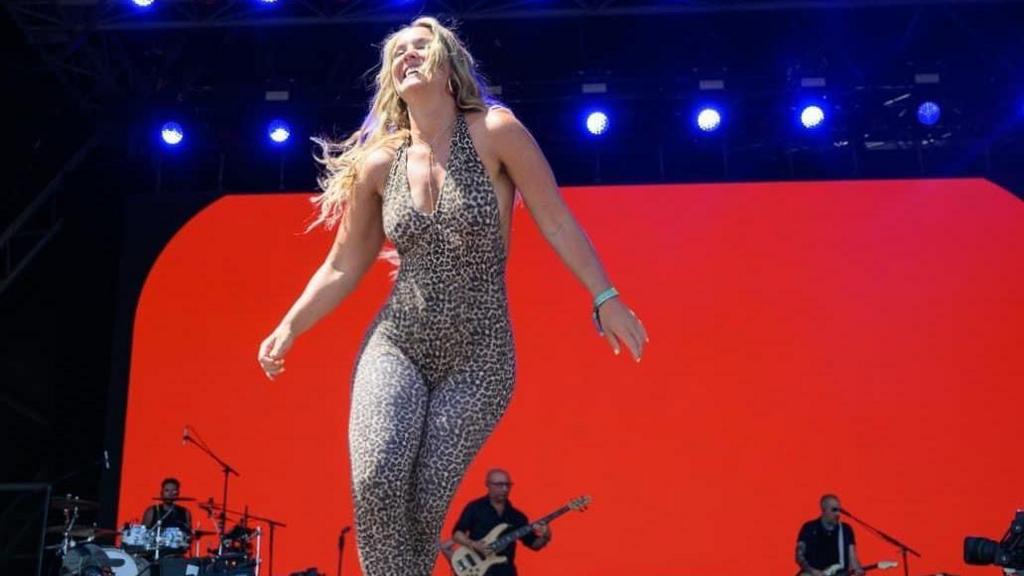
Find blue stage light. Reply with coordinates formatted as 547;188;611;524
696;107;722;132
160;122;184;146
917;101;941;126
268;119;291;144
800;105;825;129
585;111;609;136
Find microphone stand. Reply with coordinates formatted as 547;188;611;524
153;504;176;562
154;518;163;561
264;516;286;576
201;501;287;576
337;526;351;576
183;427;239;554
841;508;921;576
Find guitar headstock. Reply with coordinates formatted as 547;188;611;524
568;495;591;512
877;561;899;570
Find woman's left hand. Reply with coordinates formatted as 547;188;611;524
597;299;649;361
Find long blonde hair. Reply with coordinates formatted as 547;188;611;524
311;16;495;231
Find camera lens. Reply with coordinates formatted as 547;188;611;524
964;536;1000;565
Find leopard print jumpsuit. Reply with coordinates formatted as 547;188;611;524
348;112;516;576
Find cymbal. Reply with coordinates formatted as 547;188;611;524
224;525;256;537
193;529;218;538
153;496;197;502
197;501;282;524
46;526;119;538
50;497;99;510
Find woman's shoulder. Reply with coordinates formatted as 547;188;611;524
465;105;524;134
360;145;400;192
350;143;401;196
466;106;530;159
365;145;398;171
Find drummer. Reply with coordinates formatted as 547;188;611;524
142;477;193;542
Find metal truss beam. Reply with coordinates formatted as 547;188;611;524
8;0;1023;33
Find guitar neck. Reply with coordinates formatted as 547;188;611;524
838;563;888;575
492;505;571;551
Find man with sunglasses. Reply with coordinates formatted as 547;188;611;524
796;494;865;576
451;469;551;576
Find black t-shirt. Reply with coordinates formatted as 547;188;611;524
453;497;538;576
797;519;856;570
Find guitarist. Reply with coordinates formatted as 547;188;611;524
451;469;551;575
796;494;865;576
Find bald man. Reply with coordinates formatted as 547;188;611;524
451;469;550;576
796;494;864;576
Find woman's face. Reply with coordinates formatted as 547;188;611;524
391;26;448;97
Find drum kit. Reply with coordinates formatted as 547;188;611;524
53;426;290;575
50;494;266;576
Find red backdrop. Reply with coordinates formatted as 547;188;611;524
119;179;1024;575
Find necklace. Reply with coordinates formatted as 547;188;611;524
410;114;457;215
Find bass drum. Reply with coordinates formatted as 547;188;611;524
60;544;148;576
102;547;149;576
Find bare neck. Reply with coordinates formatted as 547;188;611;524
407;98;458;144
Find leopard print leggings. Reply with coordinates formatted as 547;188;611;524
348;112;515;576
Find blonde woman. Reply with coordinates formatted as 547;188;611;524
257;16;647;575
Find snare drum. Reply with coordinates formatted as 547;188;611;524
156;526;190;550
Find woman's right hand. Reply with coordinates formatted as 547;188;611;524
258;326;295;380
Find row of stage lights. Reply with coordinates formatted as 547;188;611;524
131;0;283;5
158;102;944;147
583;101;942;137
160;119;291;147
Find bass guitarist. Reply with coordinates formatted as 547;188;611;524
451;469;551;576
796;494;865;576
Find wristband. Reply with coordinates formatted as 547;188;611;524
591;287;619;334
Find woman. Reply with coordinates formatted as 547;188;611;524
257;16;647;576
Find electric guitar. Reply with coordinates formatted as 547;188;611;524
799;560;899;576
449;495;590;576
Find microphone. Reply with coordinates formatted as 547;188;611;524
838;507;851;515
182;426;190;446
341;526;351;535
